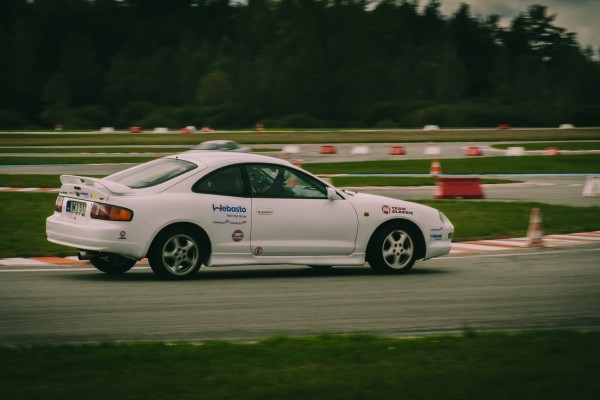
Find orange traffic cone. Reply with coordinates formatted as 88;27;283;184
527;208;545;248
430;159;442;176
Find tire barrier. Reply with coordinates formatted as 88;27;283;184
282;145;301;158
129;126;142;133
153;127;168;133
320;145;337;154
389;146;406;155
433;177;485;199
465;146;483;156
559;124;575;129
351;145;370;155
544;147;561;156
424;143;441;156
505;147;524;156
583;177;600;197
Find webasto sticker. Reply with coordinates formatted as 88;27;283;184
212;204;247;213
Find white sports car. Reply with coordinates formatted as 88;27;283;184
46;152;454;280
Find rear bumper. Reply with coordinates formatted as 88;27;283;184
46;214;146;259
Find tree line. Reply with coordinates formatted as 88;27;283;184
1;0;599;130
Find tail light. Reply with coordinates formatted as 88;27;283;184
55;196;64;212
91;203;133;221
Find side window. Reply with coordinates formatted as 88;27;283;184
193;165;245;197
247;164;327;199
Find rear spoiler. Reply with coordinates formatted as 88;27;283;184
60;175;134;195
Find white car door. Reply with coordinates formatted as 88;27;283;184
192;165;252;255
247;164;359;256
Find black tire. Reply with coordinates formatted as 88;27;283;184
148;227;204;280
368;224;419;274
90;254;136;274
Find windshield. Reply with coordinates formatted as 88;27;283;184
105;158;197;189
196;142;221;150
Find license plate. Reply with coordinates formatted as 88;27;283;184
66;200;86;216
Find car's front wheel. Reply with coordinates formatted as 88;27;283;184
368;224;419;274
148;227;204;280
90;254;136;274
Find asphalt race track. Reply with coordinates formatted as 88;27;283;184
0;245;599;344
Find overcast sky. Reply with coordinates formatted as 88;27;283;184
434;0;600;51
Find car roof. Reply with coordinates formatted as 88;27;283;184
200;140;234;145
174;150;293;167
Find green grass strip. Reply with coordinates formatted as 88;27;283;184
1;331;598;400
0;175;512;188
305;155;600;175
2;193;598;258
331;176;515;187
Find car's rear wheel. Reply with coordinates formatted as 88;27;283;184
148;227;204;280
368;224;419;274
90;254;136;274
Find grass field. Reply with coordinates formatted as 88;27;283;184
304;155;600;175
0;174;514;188
1;331;598;400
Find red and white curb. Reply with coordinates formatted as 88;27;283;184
1;232;599;267
450;231;600;253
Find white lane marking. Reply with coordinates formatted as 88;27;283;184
432;246;600;260
0;258;52;266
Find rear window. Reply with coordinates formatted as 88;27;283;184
105;158;197;189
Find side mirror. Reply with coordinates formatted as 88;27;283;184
327;187;337;200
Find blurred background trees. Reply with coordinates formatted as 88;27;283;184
0;0;599;129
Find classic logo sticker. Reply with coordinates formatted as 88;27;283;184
382;205;414;215
232;230;244;242
254;247;263;255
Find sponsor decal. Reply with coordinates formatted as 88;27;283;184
430;233;443;241
212;204;247;213
119;231;127;240
254;247;263;255
232;230;244;242
382;205;414;215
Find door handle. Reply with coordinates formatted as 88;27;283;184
257;208;273;215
